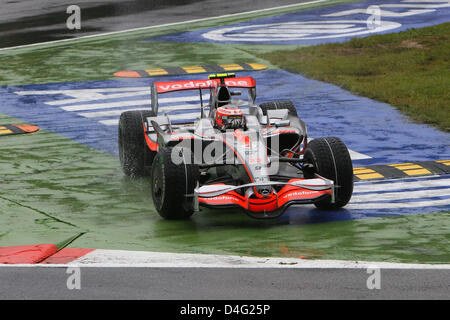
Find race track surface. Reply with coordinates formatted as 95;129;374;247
0;0;309;48
1;267;449;299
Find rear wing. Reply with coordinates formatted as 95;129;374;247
154;77;255;94
151;76;256;114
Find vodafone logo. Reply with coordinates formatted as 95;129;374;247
155;78;254;93
157;80;214;92
224;80;253;87
199;195;242;206
282;190;319;200
211;195;238;202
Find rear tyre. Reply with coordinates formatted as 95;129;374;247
118;110;156;177
259;100;298;117
151;147;200;220
303;137;353;209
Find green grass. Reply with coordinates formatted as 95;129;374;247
0;41;270;85
258;23;450;132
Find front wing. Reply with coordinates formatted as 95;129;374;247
194;177;334;219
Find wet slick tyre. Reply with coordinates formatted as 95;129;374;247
304;137;353;209
259;100;298;117
151;147;200;220
118;110;156;177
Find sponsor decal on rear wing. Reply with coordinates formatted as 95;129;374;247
153;77;256;94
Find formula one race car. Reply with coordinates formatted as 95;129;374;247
118;73;353;219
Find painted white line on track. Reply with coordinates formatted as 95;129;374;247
60;95;209;111
323;8;433;17
354;177;450;193
78;104;204;118
245;27;366;35
346;198;450;209
351;188;450;203
323;0;450;17
203;20;402;42
62;99;151;111
79;108;147;118
0;0;327;52
100;112;201;125
355;174;448;185
46;91;151;105
15;87;149;96
1;249;449;269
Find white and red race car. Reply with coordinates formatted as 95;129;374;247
119;73;353;219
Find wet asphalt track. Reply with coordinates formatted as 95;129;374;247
0;0;307;48
1;267;449;300
1;0;449;300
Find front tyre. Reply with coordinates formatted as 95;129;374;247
151;147;200;220
303;137;353;209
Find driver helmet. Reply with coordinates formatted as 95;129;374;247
215;105;245;130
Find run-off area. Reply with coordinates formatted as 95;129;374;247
0;69;449;219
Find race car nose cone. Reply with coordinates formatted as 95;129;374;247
255;185;273;197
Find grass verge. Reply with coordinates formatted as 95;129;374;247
258;23;450;132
